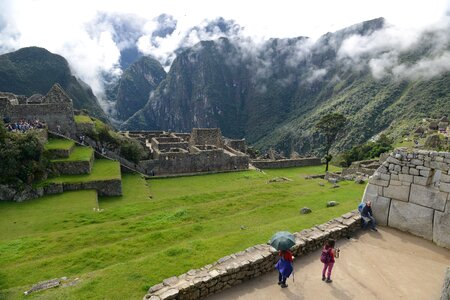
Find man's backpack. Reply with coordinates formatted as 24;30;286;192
320;248;332;263
358;202;366;213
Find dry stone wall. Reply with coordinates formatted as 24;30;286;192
251;158;321;169
362;149;450;249
143;210;361;300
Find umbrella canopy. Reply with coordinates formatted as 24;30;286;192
270;231;295;251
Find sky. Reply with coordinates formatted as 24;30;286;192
0;0;449;105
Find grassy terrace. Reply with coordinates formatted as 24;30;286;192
41;159;121;185
74;115;94;124
50;146;93;162
0;166;366;299
44;138;75;151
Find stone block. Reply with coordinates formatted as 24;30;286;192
440;182;450;193
362;184;382;203
430;161;449;171
383;183;410;202
414;176;431;186
410;159;423;166
409;168;419;176
388;200;434;240
419;169;432;177
368;177;389;187
398;174;413;183
380;173;390;181
441;173;450;183
433;210;450;249
410;184;446;211
386;156;401;164
372;196;391;226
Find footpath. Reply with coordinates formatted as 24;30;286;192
209;227;450;300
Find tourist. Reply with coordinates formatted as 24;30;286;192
321;239;337;283
361;201;377;231
275;249;294;288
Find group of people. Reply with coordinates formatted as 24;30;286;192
275;200;378;288
4;119;45;132
275;238;339;288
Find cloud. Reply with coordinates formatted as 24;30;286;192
337;15;450;80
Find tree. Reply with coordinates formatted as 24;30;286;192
316;113;347;171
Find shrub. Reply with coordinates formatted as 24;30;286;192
0;122;48;185
120;139;145;163
340;134;393;167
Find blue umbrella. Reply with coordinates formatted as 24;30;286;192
270;231;295;251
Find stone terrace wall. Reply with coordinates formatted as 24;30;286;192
251;158;321;169
143;210;361;300
362;149;450;249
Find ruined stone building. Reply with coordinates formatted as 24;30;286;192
0;84;75;135
127;128;249;176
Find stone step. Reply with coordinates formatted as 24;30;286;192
44;138;75;159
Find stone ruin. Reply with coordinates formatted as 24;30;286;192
362;148;450;249
125;128;249;176
0;84;76;135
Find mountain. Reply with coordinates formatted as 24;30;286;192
120;17;450;155
122;38;251;137
0;47;107;119
110;56;167;120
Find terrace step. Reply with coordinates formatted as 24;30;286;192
44;138;75;159
49;146;94;175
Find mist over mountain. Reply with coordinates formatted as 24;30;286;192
117;17;450;154
2;15;449;155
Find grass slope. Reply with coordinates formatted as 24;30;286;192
0;166;365;299
44;139;75;151
50;147;93;162
41;159;121;185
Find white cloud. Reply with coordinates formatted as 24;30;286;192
0;0;448;106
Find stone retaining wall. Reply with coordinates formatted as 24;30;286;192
51;154;94;175
143;210;361;300
251;158;321;169
46;147;73;159
362;149;450;249
62;179;122;196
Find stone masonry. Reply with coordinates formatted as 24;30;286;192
0;84;76;135
143;210;361;300
362;149;450;249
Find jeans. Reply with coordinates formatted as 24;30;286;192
362;215;376;229
278;272;286;284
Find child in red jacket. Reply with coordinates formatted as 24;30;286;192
321;239;336;283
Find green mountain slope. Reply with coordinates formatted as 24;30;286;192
120;18;450;155
0;47;107;119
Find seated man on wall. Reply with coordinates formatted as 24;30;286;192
359;201;378;231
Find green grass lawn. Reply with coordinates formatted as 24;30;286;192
0;166;366;299
44;138;75;151
74;115;93;124
50;146;93;162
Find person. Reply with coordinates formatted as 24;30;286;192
321;239;336;283
361;201;377;231
275;249;294;288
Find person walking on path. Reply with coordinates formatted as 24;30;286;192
276;249;294;288
321;239;337;283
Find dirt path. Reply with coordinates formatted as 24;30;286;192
208;227;450;300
